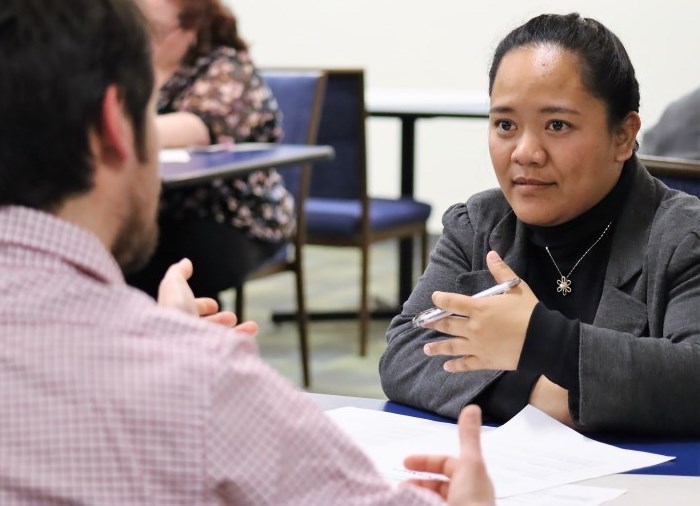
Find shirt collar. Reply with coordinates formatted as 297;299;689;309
0;206;125;285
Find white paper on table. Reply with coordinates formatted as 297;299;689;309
186;142;275;153
325;407;484;483
497;483;626;506
325;407;461;448
482;406;672;497
159;149;191;163
326;405;672;499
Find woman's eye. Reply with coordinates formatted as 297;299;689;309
547;120;568;131
496;120;514;132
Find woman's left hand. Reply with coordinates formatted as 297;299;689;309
423;251;538;372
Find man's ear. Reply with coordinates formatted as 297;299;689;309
614;112;641;162
92;84;131;166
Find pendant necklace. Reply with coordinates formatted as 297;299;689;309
544;221;612;296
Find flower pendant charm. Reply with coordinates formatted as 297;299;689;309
556;276;572;296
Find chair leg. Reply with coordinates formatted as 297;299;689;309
359;242;370;356
234;284;244;322
421;229;429;271
294;261;311;388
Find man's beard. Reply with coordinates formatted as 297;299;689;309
112;193;159;275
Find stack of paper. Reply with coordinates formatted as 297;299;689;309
325;405;674;505
159;149;191;163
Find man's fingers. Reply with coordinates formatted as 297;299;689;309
235;320;259;335
403;478;450;499
404;454;455;478
195;297;220;317
158;258;193;295
165;258;193;280
157;258;197;314
204;311;238;327
458;405;484;462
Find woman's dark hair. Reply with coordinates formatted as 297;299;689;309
177;0;248;65
488;13;640;129
0;0;154;211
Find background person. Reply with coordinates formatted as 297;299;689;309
639;86;700;159
380;13;700;436
0;1;495;504
128;0;293;300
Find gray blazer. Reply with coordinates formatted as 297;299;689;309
380;159;700;435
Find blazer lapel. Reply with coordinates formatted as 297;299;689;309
594;159;657;334
488;208;530;278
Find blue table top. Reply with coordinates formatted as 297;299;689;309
160;144;334;188
310;393;700;478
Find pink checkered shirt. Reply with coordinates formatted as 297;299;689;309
0;206;444;506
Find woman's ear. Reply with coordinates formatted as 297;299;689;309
614;112;641;162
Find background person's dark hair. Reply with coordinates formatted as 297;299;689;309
177;0;248;66
488;13;640;131
0;0;154;211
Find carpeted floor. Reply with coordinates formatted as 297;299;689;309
220;239;428;399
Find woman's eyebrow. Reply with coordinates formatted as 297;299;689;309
539;106;580;115
488;106;581;115
489;105;513;114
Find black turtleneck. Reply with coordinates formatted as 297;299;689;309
476;160;635;423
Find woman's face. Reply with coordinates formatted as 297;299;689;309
141;0;195;71
488;45;638;226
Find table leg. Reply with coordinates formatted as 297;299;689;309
400;117;416;197
398;116;417;304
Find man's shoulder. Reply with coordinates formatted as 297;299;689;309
122;294;245;360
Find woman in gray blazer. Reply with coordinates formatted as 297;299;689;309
380;13;700;436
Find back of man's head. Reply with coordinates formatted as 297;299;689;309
0;0;154;212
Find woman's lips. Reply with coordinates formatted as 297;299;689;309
513;177;554;186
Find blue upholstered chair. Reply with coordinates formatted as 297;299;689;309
638;154;700;199
234;70;326;387
305;69;432;356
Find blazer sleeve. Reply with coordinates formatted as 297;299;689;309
379;202;502;419
578;223;700;435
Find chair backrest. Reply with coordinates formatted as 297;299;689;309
260;70;327;200
637;153;700;199
308;69;368;201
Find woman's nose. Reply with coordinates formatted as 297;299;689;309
511;131;546;167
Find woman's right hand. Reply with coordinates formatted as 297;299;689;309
423;251;538;372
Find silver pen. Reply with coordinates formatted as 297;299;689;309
411;277;521;328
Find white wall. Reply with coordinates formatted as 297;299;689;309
227;0;700;232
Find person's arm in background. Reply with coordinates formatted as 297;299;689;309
163;49;280;147
148;18;211;148
156;112;210;148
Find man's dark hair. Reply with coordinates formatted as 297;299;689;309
489;13;640;131
0;0;154;211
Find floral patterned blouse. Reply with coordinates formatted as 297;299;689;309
159;46;294;244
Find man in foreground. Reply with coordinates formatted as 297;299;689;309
0;0;494;504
